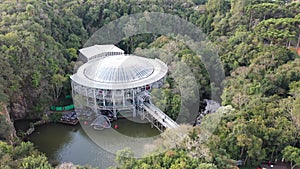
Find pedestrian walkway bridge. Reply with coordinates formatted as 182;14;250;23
140;102;179;132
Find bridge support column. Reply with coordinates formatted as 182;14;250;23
113;109;117;120
141;108;145;120
133;107;136;118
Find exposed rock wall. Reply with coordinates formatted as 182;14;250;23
9;95;27;120
0;103;17;144
195;100;221;126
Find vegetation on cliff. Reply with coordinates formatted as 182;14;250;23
0;0;299;168
0;104;16;144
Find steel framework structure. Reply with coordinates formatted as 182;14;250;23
71;45;167;119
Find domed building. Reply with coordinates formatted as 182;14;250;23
71;45;168;119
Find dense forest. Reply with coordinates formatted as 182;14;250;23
0;0;300;168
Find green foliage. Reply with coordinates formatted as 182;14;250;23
13;142;35;159
247;3;293;21
19;154;52;169
113;126;236;169
289;81;300;97
48;113;62;123
0;114;14;142
218;95;299;165
196;163;218;169
0;141;52;169
282;146;300;169
0;0;87;117
255;17;300;45
115;148;135;168
218;8;300;163
114;148;212;169
0;141;13;157
0;0;299;168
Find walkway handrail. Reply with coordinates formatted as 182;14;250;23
142;103;179;129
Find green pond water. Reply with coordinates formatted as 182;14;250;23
14;118;160;169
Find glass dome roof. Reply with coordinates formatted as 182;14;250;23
71;54;168;90
84;55;154;83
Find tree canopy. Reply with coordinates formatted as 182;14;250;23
0;0;299;168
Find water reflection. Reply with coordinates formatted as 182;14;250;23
15;118;159;169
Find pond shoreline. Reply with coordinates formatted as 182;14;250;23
14;117;160;168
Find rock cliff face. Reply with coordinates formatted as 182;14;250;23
195;100;221;126
0;103;17;144
10;95;27;120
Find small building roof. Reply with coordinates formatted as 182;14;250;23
79;45;124;60
71;54;168;90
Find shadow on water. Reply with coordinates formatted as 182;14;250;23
14;119;37;131
111;117;159;138
14;118;160;169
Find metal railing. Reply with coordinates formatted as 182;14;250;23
142;103;179;130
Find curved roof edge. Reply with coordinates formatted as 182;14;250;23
71;55;168;90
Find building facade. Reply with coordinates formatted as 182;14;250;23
70;45;168;119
